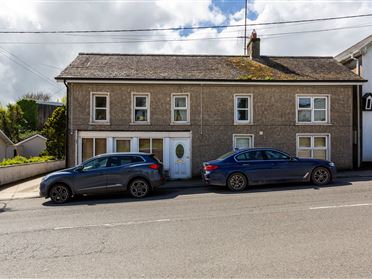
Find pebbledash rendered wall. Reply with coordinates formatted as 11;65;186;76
66;83;354;175
0;160;65;185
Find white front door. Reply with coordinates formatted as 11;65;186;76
170;138;191;179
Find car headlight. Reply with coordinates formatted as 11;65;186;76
329;162;335;167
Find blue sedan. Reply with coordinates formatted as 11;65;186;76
202;148;336;191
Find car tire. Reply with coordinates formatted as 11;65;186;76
128;179;150;198
49;183;71;204
227;173;248;191
311;167;331;186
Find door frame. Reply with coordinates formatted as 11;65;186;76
169;137;192;179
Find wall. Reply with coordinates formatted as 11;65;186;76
67;83;354;173
0;160;65;186
0;138;6;161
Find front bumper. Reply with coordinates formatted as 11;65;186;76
39;181;48;198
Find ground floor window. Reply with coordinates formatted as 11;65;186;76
82;138;107;162
297;134;330;160
115;139;131;152
139;138;163;162
233;134;254;149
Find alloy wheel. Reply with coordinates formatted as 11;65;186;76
228;173;247;191
312;167;331;185
50;184;70;204
129;179;150;198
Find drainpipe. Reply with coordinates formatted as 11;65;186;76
351;54;361;167
200;83;203;135
63;80;69;169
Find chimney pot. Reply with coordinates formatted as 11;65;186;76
247;30;260;59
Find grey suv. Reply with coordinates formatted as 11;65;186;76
40;153;165;203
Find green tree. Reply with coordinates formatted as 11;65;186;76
22;92;51;101
16;99;37;131
0;103;24;143
42;106;66;159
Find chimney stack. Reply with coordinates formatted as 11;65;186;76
247;30;260;59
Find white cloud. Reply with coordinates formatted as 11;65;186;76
0;0;371;104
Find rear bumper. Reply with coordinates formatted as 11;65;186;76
201;171;226;186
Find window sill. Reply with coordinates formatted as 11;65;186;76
130;122;151;125
170;122;191;125
234;122;253;125
295;122;332;125
89;122;111;125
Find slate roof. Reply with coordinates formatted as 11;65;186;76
56;53;364;82
335;35;372;63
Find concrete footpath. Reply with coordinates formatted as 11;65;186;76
1;169;372;201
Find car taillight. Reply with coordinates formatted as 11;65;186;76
203;165;219;171
149;163;161;170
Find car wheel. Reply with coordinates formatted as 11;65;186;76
128;179;150;198
227;173;247;191
311;167;331;186
49;184;71;204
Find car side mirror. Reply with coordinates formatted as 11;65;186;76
75;165;84;172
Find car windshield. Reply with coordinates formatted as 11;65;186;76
217;150;236;160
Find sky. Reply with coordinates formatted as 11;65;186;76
0;0;371;104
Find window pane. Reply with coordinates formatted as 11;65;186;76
139;139;151;153
314;110;326;122
135;96;147;107
314;98;326;109
298;110;311;122
82;138;93;162
135;109;148;121
175;97;186;108
95;96;107;108
235;137;251;149
313;150;327;160
83;157;108;171
237;97;248;108
174;109;187;122
298;150;311;158
95;108;107;121
299;98;311;108
299;137;311;148
116;139;130;152
152;139;163;162
95;138;107;155
237;110;248;121
314;137;326;147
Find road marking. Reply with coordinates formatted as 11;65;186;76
53;218;171;230
309;203;372;210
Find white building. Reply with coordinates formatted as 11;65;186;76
336;35;372;165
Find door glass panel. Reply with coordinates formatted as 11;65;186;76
95;138;107;155
298;149;311;158
139;139;151;153
152;139;163;162
313;150;327;160
176;144;184;158
82;138;93;162
314;137;326;147
116;139;130;152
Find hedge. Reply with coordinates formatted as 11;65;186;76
0;156;55;167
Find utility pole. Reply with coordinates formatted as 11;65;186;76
243;0;248;55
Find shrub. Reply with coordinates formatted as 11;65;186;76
0;156;55;167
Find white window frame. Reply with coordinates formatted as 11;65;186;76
296;133;331;160
90;92;110;124
296;95;330;124
171;93;190;124
234;94;253;125
131;93;150;124
233;134;254;149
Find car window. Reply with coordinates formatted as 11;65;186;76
131;156;145;163
235;151;265;161
265;150;290;160
82;157;109;171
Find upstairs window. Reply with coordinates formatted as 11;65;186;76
132;93;150;123
234;94;252;124
172;94;189;123
91;93;109;123
297;96;328;124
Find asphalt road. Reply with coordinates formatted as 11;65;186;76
1;177;372;278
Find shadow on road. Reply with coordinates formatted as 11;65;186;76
40;176;364;207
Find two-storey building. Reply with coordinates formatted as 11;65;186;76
57;36;364;178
